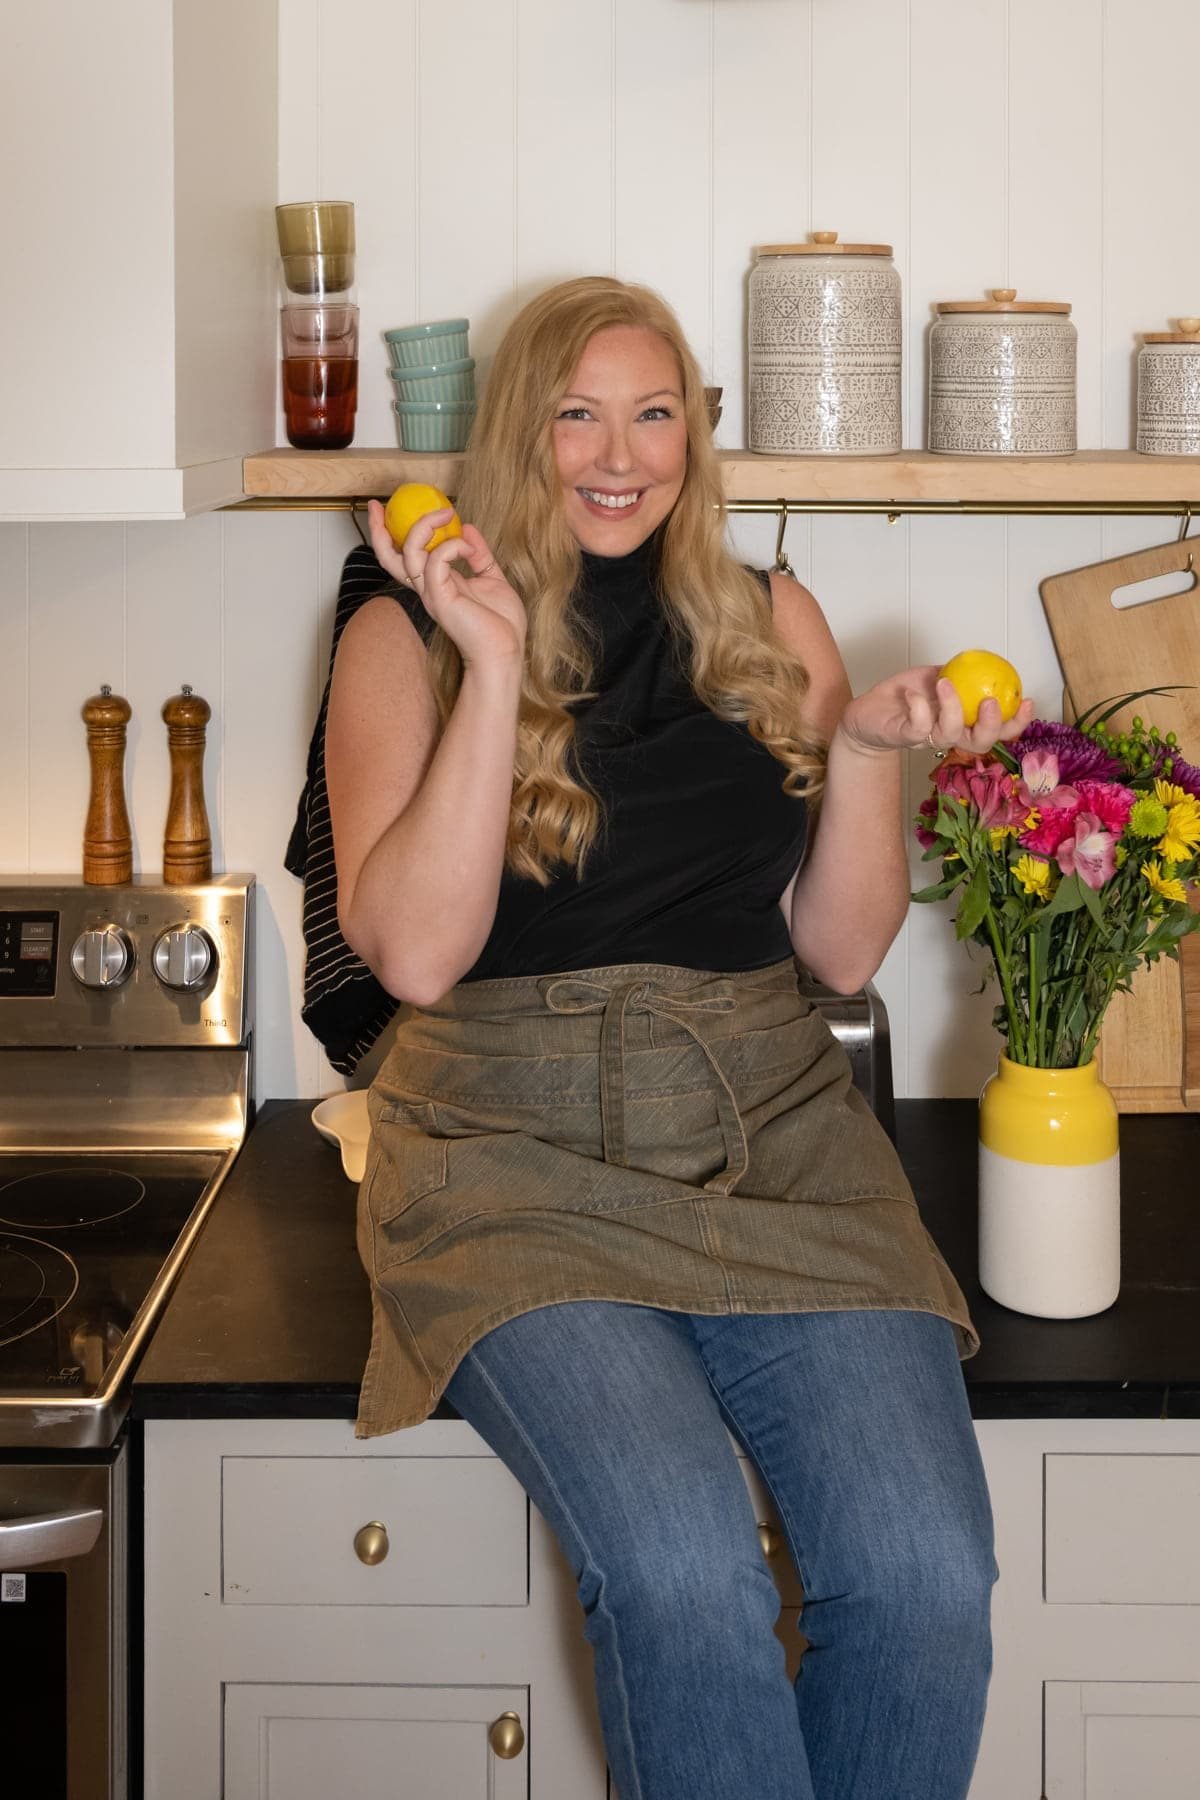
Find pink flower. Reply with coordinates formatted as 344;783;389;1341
1072;778;1136;835
1055;812;1117;889
915;795;939;849
1018;787;1081;856
1019;749;1061;795
1017;749;1079;814
934;756;1025;829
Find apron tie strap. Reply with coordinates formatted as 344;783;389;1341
541;976;749;1192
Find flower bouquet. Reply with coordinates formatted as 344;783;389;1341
913;691;1200;1319
914;692;1200;1066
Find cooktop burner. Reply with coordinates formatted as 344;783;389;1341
0;1150;224;1397
0;1233;78;1348
0;1165;146;1231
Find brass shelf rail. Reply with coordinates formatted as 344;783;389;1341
226;496;1199;520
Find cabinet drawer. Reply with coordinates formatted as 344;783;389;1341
225;1683;528;1800
1045;1455;1200;1604
1045;1681;1200;1798
221;1456;528;1605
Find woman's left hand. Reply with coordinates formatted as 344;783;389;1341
837;665;1035;758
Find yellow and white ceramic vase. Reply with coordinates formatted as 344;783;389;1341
978;1057;1120;1318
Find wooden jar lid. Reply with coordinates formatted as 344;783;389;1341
758;230;893;256
1143;318;1200;343
936;288;1070;314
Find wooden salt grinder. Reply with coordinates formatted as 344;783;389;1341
162;684;212;884
82;685;133;885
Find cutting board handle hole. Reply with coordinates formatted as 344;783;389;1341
1110;568;1197;610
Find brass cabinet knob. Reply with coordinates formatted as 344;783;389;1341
757;1521;783;1559
353;1521;389;1565
488;1711;525;1759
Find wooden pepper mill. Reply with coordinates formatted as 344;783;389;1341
162;684;212;885
82;685;133;885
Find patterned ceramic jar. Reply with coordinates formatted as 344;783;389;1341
1137;319;1200;455
929;289;1076;455
748;232;901;455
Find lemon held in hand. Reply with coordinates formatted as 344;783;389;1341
383;481;463;552
938;649;1023;727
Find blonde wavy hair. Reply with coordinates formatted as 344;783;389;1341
426;275;827;883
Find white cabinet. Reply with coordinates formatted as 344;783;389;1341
0;1;276;521
143;1415;804;1799
144;1417;610;1800
969;1423;1200;1800
146;1414;1200;1798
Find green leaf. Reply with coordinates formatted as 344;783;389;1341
911;873;967;903
933;794;968;841
1077;878;1107;928
956;862;991;940
1038;871;1088;925
1071;686;1192;732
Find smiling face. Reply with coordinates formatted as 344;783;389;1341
551;324;689;556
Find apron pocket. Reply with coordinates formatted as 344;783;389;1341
371;1099;449;1228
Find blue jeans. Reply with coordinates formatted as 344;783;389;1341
445;1303;997;1799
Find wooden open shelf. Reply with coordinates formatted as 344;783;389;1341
240;446;1200;507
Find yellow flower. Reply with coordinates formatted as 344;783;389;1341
1157;796;1200;864
989;825;1016;852
1141;859;1189;904
1155;777;1190;808
1014;854;1052;899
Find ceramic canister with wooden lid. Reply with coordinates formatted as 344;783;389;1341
928;288;1076;455
1137;319;1200;455
748;232;901;455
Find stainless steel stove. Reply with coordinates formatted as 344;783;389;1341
0;875;253;1800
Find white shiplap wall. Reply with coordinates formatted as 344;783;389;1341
2;0;1198;1100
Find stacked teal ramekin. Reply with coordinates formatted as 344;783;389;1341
384;318;476;450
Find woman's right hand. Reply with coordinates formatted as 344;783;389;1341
366;499;527;671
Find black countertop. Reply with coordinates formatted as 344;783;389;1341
132;1100;1200;1422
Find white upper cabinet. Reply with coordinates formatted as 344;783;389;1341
0;0;275;521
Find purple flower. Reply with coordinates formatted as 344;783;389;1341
1011;721;1124;783
1149;743;1200;799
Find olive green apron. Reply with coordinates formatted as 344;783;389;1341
355;956;977;1438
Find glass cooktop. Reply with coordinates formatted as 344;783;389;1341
0;1150;226;1401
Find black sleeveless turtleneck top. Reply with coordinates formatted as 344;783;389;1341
458;531;807;982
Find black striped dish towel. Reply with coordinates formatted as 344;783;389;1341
286;544;435;1074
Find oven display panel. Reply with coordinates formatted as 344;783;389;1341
0;912;58;997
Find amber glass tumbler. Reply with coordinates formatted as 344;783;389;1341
282;358;357;449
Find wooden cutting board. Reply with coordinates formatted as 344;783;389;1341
1040;537;1200;1111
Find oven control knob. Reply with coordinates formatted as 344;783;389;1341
152;924;216;990
70;925;134;989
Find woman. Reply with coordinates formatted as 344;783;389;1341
325;275;1030;1800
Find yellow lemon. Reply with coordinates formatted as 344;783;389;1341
939;649;1023;727
383;481;462;552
